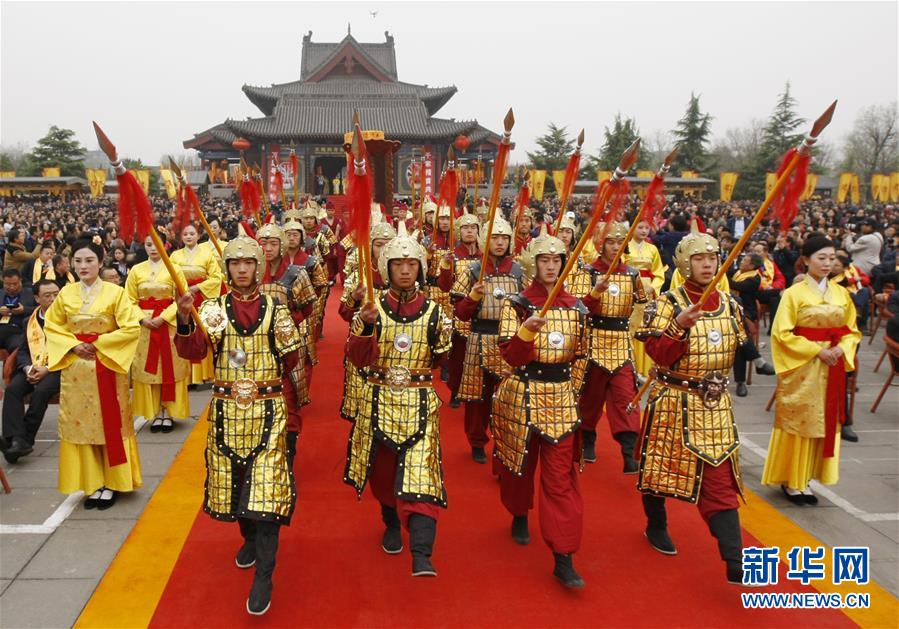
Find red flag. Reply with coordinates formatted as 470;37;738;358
641;175;667;228
770;147;810;233
238;178;260;218
116;170;154;243
347;157;373;246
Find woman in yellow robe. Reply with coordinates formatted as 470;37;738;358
45;237;143;509
126;234;191;432
624;220;665;376
170;224;223;384
761;235;861;505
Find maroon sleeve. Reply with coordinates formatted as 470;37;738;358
644;334;688;367
347;332;379;368
174;326;209;360
338;300;359;322
436;265;454;292
500;334;534;367
280;349;300;410
454;295;480;321
581;293;600;313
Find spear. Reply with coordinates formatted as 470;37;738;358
696;101;837;307
348;115;374;304
477;108;515;283
473;152;482;208
169;157;223;258
253;163;271;220
93;123;208;338
440;146;459;251
535;139;640;318
600;146;678;281
553;129;585;233
290;147;299;209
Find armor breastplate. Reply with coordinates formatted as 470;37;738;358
532;307;583;364
372;297;439;373
588;268;638;317
566;262;593;299
670;289;741;378
450;257;477;297
260;282;288;305
477;274;520;321
201;296;282;385
427;246;451;279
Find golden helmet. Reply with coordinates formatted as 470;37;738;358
436;202;453;219
282;208;302;223
519;226;567;279
595;221;629;242
282;219;304;235
456;207;480;230
422;198;438;215
674;232;720;279
222;236;266;283
256;223;286;254
557;214;578;236
478;214;514;253
378;221;428;286
298;201;320;221
371;220;397;242
475;199;489;217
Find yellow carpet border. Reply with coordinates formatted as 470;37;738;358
74;406;208;629
74;406;897;628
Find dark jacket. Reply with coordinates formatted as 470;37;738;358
0;288;36;328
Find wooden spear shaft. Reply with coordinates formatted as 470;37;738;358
553;129;585;233
169;159;223;258
477;109;515;283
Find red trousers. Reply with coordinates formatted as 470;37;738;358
578;362;640;436
500;434;583;554
446;333;467;396
697;459;741;523
464;372;498;448
326;255;340;282
369;443;441;527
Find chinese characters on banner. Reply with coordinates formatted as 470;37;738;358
422;151;434;197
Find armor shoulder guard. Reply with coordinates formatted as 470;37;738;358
509;262;524;280
635;292;679;340
572;299;589;316
279;265;301;288
304;257;318;271
468;261;482;283
623;265;641;279
270;302;301;356
506;293;536;317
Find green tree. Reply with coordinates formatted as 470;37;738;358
527;123;575;177
760;82;805;169
588;113;648;175
671;93;713;174
24;125;86;176
840;102;899;199
0;153;14;171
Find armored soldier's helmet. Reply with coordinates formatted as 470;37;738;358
378;221;428;287
674;232;720;279
298;201;320;221
436;202;453;219
222;236;266;284
478;214;514;254
475;198;489;218
282;219;305;235
422;198;438;216
557;214;578;237
256;223;286;255
519;225;567;280
282;208;302;223
456;207;480;231
595;221;629;242
370;220;397;243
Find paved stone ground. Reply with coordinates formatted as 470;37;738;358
0;332;896;627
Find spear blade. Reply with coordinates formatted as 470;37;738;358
663;145;679;168
503;108;515;134
810;100;838;138
576;129;585;149
168;156;184;180
92;121;118;162
619;138;641;171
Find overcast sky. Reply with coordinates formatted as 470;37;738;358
1;1;896;164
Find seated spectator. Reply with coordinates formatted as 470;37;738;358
831;253;871;329
0;269;36;352
2;228;37;272
0;279;61;463
753;241;786;330
21;241;56;288
51;254;75;289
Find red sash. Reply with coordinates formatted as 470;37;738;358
793;325;851;458
186;277;206;308
639;269;654;279
139;298;176;402
75;333;127;467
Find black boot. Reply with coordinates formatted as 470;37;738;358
380;504;403;554
617;431;639;474
236;518;256;568
642;494;677;555
471;446;487;464
3;437;33;464
449;393;461;409
511;515;530;545
841;424;859;443
582;430;597;464
708;509;744;585
552;553;585;589
247;522;279;615
408;513;437;577
440;363;449;383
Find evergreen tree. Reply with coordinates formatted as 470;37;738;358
592;114;648;173
0;153;14;171
527;122;575;173
760;82;805;169
24;125;86;176
671;93;713;173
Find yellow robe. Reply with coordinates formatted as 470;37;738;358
761;277;861;490
125;260;191;421
45;279;143;494
171;244;223;383
625;240;666;376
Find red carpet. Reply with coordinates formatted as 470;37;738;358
149;290;851;627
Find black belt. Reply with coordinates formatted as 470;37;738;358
589;315;629;331
471;319;500;335
213;383;283;396
516;362;572;382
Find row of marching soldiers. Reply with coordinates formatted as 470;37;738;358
337;187;762;591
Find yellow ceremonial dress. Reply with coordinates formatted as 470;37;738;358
171;244;223;383
125;260;191;421
761;277;860;490
624;239;666;376
45;279;143;494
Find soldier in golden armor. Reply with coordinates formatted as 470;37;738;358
175;236;302;615
425;201;454;320
344;223;452;578
338;217;395;422
298;201;337;339
492;230;588;589
256;223;319;443
455;215;523;463
634;232;750;585
513;206;535;256
623;218;665;377
578;222;647;472
436;207;481;407
554;215;592;298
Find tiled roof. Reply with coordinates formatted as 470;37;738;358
301;34;397;81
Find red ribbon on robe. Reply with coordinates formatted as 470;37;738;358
793;325;852;458
638;269;654;279
75;333;127;467
138;298;176;402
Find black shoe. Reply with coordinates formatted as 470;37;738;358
552;553;585;589
780;485;805;506
0;435;9;452
802;490;819;506
471;447;487;464
246;577;272;615
161;418;174;434
380;504;403;554
235;542;256;568
623;457;639;474
645;527;678;555
449;394;460;409
409;514;437;577
149;418;164;433
756;361;776;376
841;425;858;443
736;382;748;397
411;555;437;577
84;489;103;510
726;561;744;585
511;516;530;545
582;430;597;464
4;437;33;463
96;489;118;510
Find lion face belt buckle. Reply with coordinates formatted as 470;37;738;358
232;378;258;410
700;371;727;409
384;365;412;393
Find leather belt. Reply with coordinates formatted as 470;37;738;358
213;378;283;403
367;366;433;391
516;361;572;383
471;319;500;335
589;315;629;331
656;368;729;409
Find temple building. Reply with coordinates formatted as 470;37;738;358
184;29;501;205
